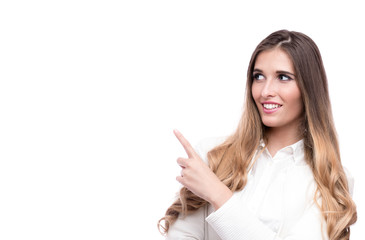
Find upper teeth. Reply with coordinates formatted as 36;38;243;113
263;104;281;109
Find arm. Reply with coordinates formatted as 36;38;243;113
167;133;226;239
174;130;232;210
206;194;328;240
206;194;277;240
166;205;207;240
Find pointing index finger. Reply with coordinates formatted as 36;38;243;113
173;129;197;158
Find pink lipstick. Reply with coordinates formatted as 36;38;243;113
262;101;282;114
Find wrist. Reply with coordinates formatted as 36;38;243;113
209;184;233;210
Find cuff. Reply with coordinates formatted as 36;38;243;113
206;194;276;240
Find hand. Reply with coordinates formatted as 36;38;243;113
174;129;232;210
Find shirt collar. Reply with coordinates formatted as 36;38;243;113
258;139;305;165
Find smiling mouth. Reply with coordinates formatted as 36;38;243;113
263;103;282;110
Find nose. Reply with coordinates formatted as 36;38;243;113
261;78;277;98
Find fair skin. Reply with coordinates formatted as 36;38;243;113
175;48;304;210
252;48;304;156
174;129;232;210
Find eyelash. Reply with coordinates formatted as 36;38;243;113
278;74;293;81
253;73;264;80
253;73;293;81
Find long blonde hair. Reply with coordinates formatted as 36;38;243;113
158;30;357;239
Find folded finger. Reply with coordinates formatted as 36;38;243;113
177;157;188;168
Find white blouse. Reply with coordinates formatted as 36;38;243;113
166;137;354;240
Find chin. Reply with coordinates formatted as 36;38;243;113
262;123;278;128
261;119;280;128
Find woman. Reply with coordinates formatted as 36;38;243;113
158;30;357;240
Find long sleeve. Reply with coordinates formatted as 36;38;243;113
166;206;206;240
206;194;276;240
166;137;225;240
204;138;331;240
164;138;352;240
205;193;328;240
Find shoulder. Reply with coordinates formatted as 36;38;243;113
194;136;227;163
166;205;207;239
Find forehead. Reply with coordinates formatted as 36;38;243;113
254;48;295;73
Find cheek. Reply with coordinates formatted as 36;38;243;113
251;83;260;102
285;87;303;111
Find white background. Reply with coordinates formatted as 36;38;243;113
0;0;364;239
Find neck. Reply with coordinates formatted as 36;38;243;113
265;123;303;157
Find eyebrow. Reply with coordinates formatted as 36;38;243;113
253;68;296;77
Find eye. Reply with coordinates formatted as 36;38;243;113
253;73;264;81
278;74;292;81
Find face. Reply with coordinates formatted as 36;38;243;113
251;48;304;131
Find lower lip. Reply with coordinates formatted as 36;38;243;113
262;106;281;114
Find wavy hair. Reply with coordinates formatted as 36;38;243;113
158;30;357;240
